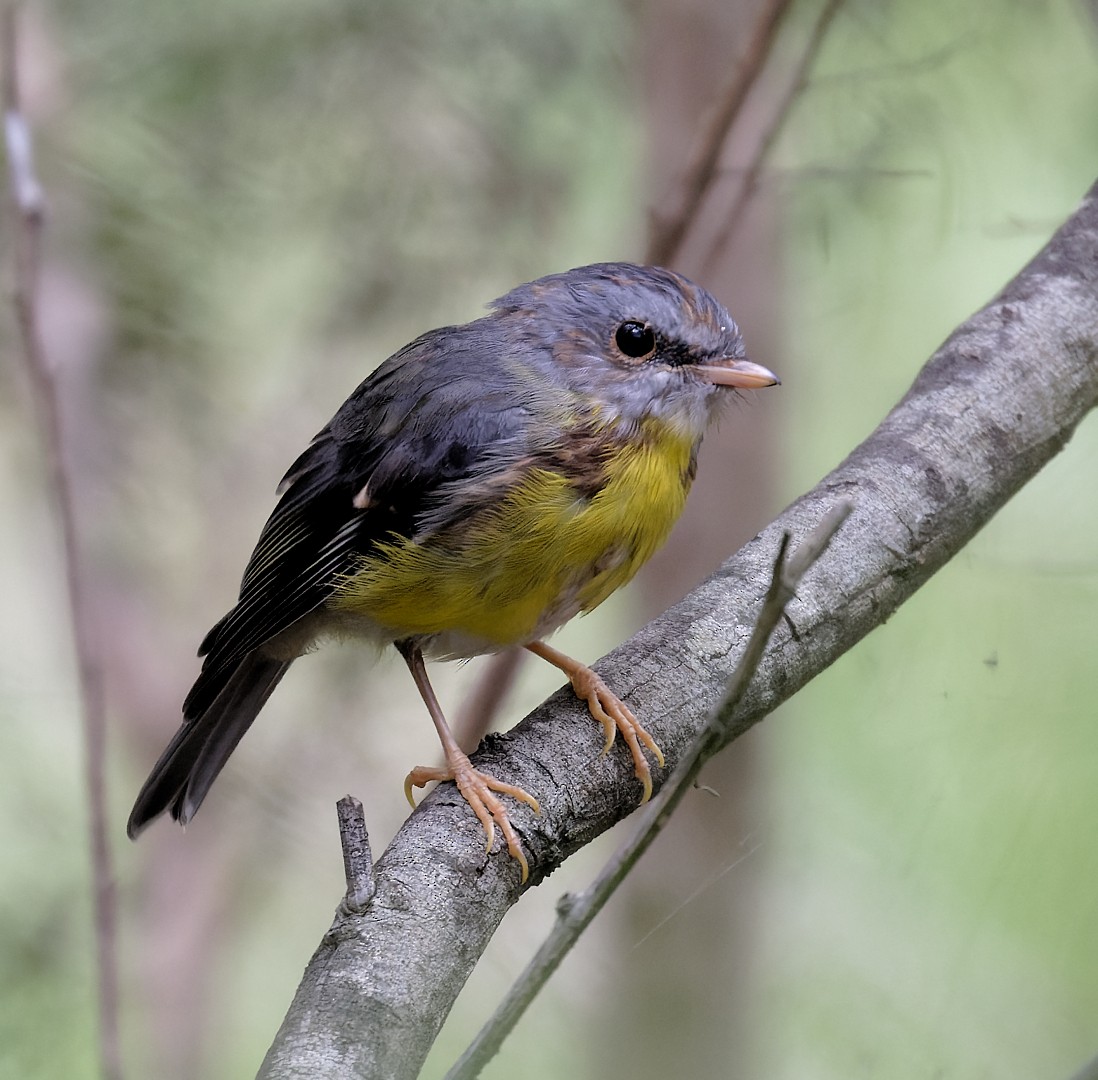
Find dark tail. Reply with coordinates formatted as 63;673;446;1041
127;652;292;838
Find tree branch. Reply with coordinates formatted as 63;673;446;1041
258;179;1098;1079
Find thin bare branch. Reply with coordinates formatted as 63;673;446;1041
445;504;851;1079
2;7;122;1079
645;0;795;267
702;0;844;274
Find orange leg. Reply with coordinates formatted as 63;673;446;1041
525;640;665;802
399;641;539;882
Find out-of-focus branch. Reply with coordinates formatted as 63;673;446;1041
452;649;525;754
1068;1049;1098;1080
445;504;851;1079
645;0;795;267
2;7;122;1080
257;181;1098;1080
3;4;43;315
702;0;844;274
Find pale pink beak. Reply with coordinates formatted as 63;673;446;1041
694;358;780;389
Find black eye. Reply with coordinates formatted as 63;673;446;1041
614;321;655;359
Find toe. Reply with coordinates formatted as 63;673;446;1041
574;672;665;801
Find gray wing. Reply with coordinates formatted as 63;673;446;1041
184;322;534;718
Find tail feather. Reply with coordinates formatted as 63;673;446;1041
127;652;292;838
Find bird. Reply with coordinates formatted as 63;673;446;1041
127;262;779;881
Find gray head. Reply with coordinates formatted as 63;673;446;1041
489;262;778;435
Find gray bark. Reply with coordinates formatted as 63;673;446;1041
257;178;1098;1079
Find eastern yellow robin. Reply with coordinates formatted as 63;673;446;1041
127;263;779;880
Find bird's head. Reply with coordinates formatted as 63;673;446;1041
490;262;779;436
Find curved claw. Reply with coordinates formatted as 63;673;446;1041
567;664;665;803
526;641;664;802
403;759;538;882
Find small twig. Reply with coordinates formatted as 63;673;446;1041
645;0;795;267
336;796;376;915
444;501;853;1080
701;0;845;275
2;8;122;1080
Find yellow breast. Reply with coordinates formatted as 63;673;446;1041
330;419;697;652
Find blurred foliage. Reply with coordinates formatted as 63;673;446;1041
759;2;1098;1078
1;0;1097;1078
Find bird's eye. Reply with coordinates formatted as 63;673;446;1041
614;321;656;359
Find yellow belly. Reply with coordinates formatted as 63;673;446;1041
330;424;696;650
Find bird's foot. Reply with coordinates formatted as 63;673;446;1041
566;664;665;803
405;752;540;882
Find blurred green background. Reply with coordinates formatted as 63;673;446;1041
2;0;1097;1077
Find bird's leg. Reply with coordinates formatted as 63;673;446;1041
397;641;539;882
525;640;665;803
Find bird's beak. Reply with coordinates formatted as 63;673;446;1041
694;357;780;389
